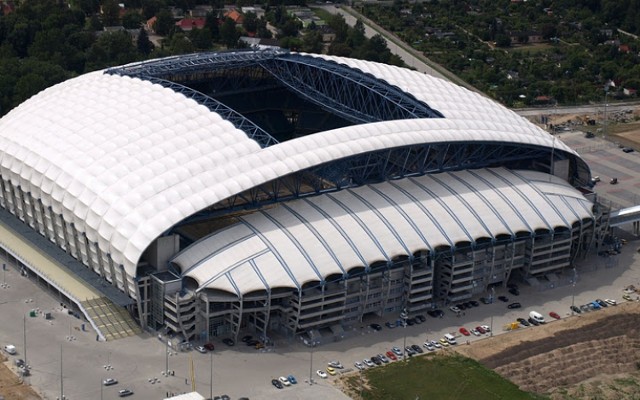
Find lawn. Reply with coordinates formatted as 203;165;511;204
343;353;547;400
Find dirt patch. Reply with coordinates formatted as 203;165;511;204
0;354;40;400
455;301;640;398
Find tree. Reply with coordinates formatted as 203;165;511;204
301;30;322;53
189;27;212;50
154;9;175;36
122;11;144;29
100;0;121;27
219;17;240;48
165;32;196;54
85;30;138;71
137;28;154;55
242;11;258;34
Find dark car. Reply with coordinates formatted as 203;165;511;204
371;356;382;365
507;283;518;290
246;339;260;346
204;342;215;351
411;344;423;354
508;287;520;296
570;305;582;314
222;338;235;346
271;379;283;389
241;335;253;343
415;315;426;323
549;311;561;320
498;296;509;302
456;303;467;310
468;300;479;307
427;309;444;318
406;318;416;326
385;321;396;328
480;297;492;304
517;317;530;327
370;323;383;331
595;299;608;308
528;317;540;326
507;302;521;309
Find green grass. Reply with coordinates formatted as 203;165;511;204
346;353;547;400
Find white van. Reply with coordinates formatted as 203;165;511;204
529;311;545;324
3;344;16;355
444;333;457;345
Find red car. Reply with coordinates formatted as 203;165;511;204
459;327;470;336
549;311;561;320
475;326;486;334
386;350;397;361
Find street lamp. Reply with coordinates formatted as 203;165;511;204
400;308;408;362
489;287;495;337
571;268;577;315
308;340;318;385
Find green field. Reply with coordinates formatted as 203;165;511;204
343;353;547;400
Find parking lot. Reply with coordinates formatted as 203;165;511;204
2;131;640;400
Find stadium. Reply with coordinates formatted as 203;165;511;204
0;48;604;343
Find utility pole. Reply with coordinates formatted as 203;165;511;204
209;351;213;400
23;314;27;368
60;344;64;400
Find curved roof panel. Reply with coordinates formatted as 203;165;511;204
174;167;593;294
0;52;582;279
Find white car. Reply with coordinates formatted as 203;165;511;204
3;345;16;355
423;342;435;351
327;360;343;369
316;369;327;379
195;345;207;353
449;306;461;314
470;329;481;336
102;378;118;386
363;358;375;368
430;340;442;349
481;325;491;332
604;298;617;306
391;346;403;356
278;376;291;386
354;361;365;370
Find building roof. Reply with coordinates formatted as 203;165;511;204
173;167;593;294
0;51;582;281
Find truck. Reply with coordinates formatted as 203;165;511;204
529;311;545;324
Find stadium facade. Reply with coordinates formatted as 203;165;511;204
0;49;604;343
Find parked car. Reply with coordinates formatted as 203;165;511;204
507;302;521;309
468;300;480;307
354;361;365;370
423;342;435;351
415;314;427;323
580;304;591;312
392;346;403;356
371;356;382;365
241;335;253;343
287;374;297;384
470;328;481;336
438;338;450;347
103;378;118;386
316;370;327;379
595;299;608;308
459;327;470;336
272;379;284;389
528;317;540;326
475;326;486;334
118;389;134;397
517;318;530;327
195;345;207;354
278;376;291;386
385;350;397;361
326;366;337;375
427;309;444;318
204;342;215;351
449;306;461;314
605;299;617;306
3;345;16;355
363;358;375;368
623;294;633;302
404;346;416;356
508;287;520;296
590;301;602;310
411;344;423;354
570;305;581;314
498;296;509;302
480;297;492;304
385;321;396;329
369;323;382;331
377;353;389;363
549;311;561;320
430;340;442;349
222;338;235;346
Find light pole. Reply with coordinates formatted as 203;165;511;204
571;268;577;315
490;287;495;336
400;308;408;362
23;314;27;369
308;341;317;385
209;351;213;400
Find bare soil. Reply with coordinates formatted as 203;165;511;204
455;301;640;399
0;354;40;400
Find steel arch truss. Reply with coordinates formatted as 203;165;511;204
260;54;442;124
174;142;562;228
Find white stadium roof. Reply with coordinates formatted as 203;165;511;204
173;167;593;294
0;52;581;282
